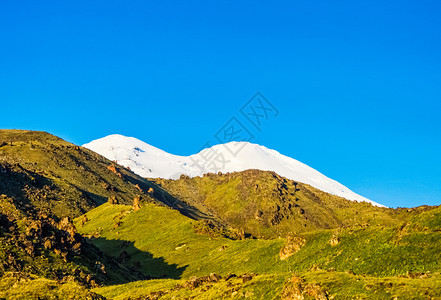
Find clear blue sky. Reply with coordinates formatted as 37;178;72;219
1;1;440;208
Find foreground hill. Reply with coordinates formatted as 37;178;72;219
83;134;382;206
0;130;167;296
76;201;441;299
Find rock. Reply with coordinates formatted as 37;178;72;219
218;245;228;251
108;195;118;204
209;273;222;282
81;215;89;225
255;210;263;219
107;164;117;174
241;273;254;283
279;235;306;260
95;261;106;274
329;235;340;246
114;221;122;229
133;195;142;211
44;238;53;249
183;276;206;289
108;164;123;179
282;276;329;300
134;184;142;192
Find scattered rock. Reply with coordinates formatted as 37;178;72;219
329;235;340;246
209;273;222;282
255;209;263;219
279;235;306;260
108;195;118;204
133;195;142;211
81;215;89;225
282;276;329;300
134;184;142;192
241;273;254;283
107;164;117;174
219;245;228;251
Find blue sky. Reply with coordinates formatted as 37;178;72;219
1;1;440;208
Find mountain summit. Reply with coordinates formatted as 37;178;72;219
83;134;383;207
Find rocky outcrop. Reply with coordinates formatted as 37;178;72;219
133;195;142;211
282;276;329;300
279;235;306;260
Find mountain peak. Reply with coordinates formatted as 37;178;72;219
83;134;384;207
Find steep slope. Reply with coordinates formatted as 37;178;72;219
0;194;145;288
154;170;419;238
0;130;168;218
83;134;383;206
0;130;162;290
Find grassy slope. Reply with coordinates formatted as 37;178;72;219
95;272;441;300
77;202;441;299
0;272;104;300
153;170;431;238
0;130;175;293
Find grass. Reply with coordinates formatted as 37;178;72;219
93;271;441;300
94;274;289;300
75;201;441;298
0;272;104;300
76;202;441;278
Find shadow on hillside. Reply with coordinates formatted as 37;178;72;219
0;162;53;209
151;183;215;220
73;185;108;206
124;173;215;221
89;236;187;280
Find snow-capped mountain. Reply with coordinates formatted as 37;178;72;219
83;134;384;207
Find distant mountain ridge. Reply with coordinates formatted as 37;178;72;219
83;134;384;207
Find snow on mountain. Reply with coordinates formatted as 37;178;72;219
83;134;384;207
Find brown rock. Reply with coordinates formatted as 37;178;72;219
44;238;53;249
279;235;306;260
107;164;117;174
108;195;118;204
282;276;329;300
209;273;222;282
81;215;89;225
329;235;340;246
133;195;142;211
241;273;254;283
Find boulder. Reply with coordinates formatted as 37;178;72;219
279;235;306;260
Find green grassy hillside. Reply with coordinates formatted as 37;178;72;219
76;201;441;299
0;130;165;294
153;170;430;238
